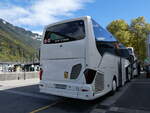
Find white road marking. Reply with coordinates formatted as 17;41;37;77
132;82;150;84
91;108;106;113
100;83;130;106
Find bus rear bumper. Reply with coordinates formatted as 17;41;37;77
39;83;98;100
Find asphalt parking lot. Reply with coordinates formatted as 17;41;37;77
0;75;150;113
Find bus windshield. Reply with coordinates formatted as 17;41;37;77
92;19;117;42
44;20;85;44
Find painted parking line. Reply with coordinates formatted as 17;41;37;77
29;102;59;113
91;82;131;113
131;81;150;84
91;105;150;113
91;108;106;113
29;99;67;113
109;106;150;113
100;83;130;106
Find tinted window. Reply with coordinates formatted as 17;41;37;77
92;19;117;56
44;20;85;44
117;49;130;58
117;44;130;58
92;19;117;42
96;41;116;56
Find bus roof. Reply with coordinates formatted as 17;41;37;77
43;16;118;43
45;16;91;29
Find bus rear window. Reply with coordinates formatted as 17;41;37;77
43;20;85;44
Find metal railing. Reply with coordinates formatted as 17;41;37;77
0;72;39;81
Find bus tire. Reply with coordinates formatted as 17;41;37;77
128;74;131;81
111;79;117;94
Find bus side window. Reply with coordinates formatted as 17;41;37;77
115;48;130;58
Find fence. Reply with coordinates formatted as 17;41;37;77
0;72;39;81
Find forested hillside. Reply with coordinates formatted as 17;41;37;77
0;18;41;62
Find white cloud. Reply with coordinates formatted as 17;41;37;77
0;0;93;28
0;6;29;21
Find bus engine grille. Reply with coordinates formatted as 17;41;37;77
94;72;104;92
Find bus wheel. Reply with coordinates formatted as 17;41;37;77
112;79;117;94
128;74;131;81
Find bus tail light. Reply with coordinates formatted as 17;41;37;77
84;69;96;84
39;68;43;80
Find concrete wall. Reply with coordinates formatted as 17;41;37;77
0;72;39;81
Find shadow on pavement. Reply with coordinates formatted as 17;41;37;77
113;72;150;112
2;73;149;113
0;83;117;113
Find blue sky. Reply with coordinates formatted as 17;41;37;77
0;0;150;34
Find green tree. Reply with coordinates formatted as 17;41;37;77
107;17;150;61
107;20;131;46
129;16;150;61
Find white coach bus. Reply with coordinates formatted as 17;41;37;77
39;16;130;100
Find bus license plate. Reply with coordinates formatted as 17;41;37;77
55;84;67;89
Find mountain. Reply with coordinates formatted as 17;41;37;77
0;18;42;62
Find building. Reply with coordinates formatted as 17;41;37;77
0;62;15;72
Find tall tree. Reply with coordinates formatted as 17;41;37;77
129;16;150;60
107;20;131;46
107;17;150;61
